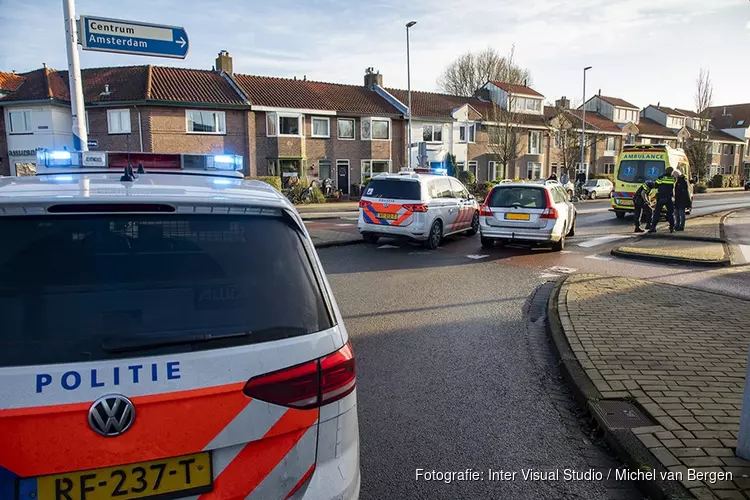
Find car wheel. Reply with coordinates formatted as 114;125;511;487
480;235;494;248
362;232;379;244
567;216;576;236
551;232;566;252
615;211;626;219
589;190;597;200
466;212;480;236
424;220;443;249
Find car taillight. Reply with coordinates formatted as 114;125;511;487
540;189;558;219
243;342;356;409
403;203;428;212
359;200;372;208
479;204;493;216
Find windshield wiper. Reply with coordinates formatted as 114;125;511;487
101;331;250;353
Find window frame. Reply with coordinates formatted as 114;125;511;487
526;161;542;180
369;118;390;141
488;161;497;181
8;109;32;134
311;117;330;138
528;131;541;155
337;118;355;140
277;113;302;137
107;109;132;135
422;124;443;143
185;109;225;135
361;159;391;179
604;136;616;152
468;161;478;178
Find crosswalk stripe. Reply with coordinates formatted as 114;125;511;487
739;244;750;263
577;235;631;248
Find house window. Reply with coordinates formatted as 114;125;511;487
526;162;542;180
423;124;442;142
108;109;132;134
713;143;722;154
456;161;465;171
186;110;225;134
372;119;390;140
641;138;651;145
746;140;750;156
604;136;616;152
266;113;277;136
279;115;301;136
362;160;391;179
459;126;466;142
468;161;478;178
468;124;475;143
311;117;330;138
488;161;497;180
8;109;32;133
604;163;616;174
337;118;355;139
528;131;540;154
318;160;332;180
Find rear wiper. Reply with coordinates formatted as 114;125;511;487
102;331;250;353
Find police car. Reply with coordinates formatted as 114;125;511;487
358;168;479;249
0;151;360;500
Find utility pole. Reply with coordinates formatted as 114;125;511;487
581;66;592;181
406;21;416;169
62;0;88;151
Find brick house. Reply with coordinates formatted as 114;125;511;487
709;103;750;179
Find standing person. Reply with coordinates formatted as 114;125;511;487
649;167;676;233
674;174;690;231
548;172;558;181
633;180;655;233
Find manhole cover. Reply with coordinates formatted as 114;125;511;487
590;400;654;429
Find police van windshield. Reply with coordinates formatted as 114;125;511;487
617;160;665;183
0;214;333;367
364;179;421;200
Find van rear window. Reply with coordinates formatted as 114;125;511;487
364;179;421;200
487;187;546;208
617;160;665;183
0;214;332;367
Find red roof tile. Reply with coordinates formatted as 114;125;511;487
0;72;25;92
150;67;244;105
598;95;638;109
1;68;53;101
709;103;750;129
234;75;399;115
647;104;682;116
489;81;544;98
636;117;678;137
674;108;699;118
385;88;487;119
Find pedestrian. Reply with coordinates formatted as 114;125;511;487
548;172;558;181
633;180;655;233
674;174;690;231
649;167;676;233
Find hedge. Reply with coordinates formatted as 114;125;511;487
457;170;475;186
695;183;708;194
711;174;740;188
469;181;495;201
246;176;282;191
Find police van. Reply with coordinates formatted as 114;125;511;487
358;167;479;249
0;150;360;500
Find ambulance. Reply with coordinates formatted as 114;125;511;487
0;150;360;500
611;144;693;219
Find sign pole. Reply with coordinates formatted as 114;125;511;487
62;0;88;152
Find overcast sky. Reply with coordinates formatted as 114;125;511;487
1;0;748;110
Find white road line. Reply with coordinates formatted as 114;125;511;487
377;244;399;249
739;244;750;263
577;234;631;248
334;223;353;226
343;217;359;221
539;273;561;279
547;266;577;274
585;254;613;261
560;250;574;254
466;254;490;260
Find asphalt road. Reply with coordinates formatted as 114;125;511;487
314;192;750;499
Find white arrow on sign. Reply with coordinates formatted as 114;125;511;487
176;37;186;48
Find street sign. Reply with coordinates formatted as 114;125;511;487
79;15;189;59
87;139;98;149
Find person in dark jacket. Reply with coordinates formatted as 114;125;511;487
674;175;690;231
633;180;655;233
649;167;676;233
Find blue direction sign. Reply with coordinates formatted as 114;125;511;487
87;139;98;149
79;16;189;59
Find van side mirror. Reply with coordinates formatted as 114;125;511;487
468;194;475;201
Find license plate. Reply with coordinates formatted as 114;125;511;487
505;213;530;221
377;212;398;220
617;199;634;206
37;452;212;500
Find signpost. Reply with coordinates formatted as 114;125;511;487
79;15;189;59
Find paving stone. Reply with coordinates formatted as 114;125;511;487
673;448;707;458
713;491;746;500
637;433;661;449
683;457;728;467
689;486;720;499
651;446;681;467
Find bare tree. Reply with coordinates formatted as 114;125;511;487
486;96;526;180
550;110;581;181
437;46;532;97
685;69;713;182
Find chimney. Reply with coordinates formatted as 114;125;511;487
364;67;383;88
598;89;601;96
215;50;233;75
100;84;111;96
523;79;527;87
42;62;47;70
555;96;570;109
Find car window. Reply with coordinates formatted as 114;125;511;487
435;178;453;199
487;187;546;208
449;178;469;199
0;214;333;367
364;179;421;200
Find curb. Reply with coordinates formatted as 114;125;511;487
546;278;694;500
313;239;363;249
610;248;731;267
641;233;726;244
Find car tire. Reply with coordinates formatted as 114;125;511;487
567;216;576;236
589;190;597;200
424;220;443;250
615;211;626;219
362;232;379;244
480;235;494;248
466;212;480;236
551;232;566;252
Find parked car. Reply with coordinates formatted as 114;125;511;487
582;179;614;199
358;169;479;249
745;179;750;191
478;180;577;251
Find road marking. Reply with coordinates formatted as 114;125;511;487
739;244;750;263
408;251;429;255
560;250;574;254
466;254;490;260
577;235;631;248
585;254;613;261
343;217;359;221
377;244;399;249
539;273;561;279
334;223;353;226
547;266;577;274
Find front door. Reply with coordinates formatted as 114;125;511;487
337;161;350;195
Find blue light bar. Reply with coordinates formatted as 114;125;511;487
50;151;72;160
213;155;234;164
208;154;243;171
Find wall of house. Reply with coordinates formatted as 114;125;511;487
4;103;74;174
86;106;145;153
585;97;614;121
720;128;749;140
0;110;8;176
409;119;450;167
642;107;667;126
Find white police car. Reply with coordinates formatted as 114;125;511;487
358;168;479;249
0;151;359;500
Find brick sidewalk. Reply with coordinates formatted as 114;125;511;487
559;274;750;499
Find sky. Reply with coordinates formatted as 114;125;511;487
1;0;748;110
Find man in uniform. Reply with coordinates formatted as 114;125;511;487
649;167;676;233
633;180;655;233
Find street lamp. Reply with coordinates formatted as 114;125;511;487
581;66;592;182
406;21;417;169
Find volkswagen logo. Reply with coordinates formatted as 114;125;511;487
88;394;136;437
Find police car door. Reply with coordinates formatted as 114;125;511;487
434;178;458;232
448;178;472;232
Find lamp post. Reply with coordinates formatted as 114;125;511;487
406;21;417;169
581;66;592;181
